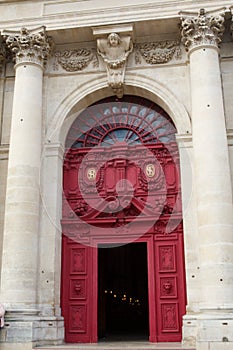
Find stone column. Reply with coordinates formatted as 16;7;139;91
0;27;52;345
180;8;233;349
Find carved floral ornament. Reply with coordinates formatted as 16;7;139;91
135;40;181;64
3;26;53;67
180;8;226;51
54;48;99;71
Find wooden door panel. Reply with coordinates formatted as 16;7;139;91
61;237;95;343
154;235;185;342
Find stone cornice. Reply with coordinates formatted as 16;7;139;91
180;8;226;52
0;2;232;37
2;26;53;68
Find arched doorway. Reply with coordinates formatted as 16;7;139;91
61;95;186;343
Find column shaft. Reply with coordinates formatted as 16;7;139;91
190;45;233;309
179;2;233;314
0;63;43;308
0;27;52;315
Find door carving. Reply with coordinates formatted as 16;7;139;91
62;96;186;343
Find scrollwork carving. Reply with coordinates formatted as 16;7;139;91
180;8;225;51
3;26;53;68
135;40;181;65
54;48;99;72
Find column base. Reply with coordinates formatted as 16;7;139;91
182;313;198;348
0;310;64;348
183;312;233;349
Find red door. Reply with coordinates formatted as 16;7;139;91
61;96;186;343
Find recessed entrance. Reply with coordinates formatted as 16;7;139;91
98;243;149;341
62;95;187;343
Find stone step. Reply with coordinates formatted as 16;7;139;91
34;342;195;350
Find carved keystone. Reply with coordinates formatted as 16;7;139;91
93;25;133;98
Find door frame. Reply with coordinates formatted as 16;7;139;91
91;234;157;342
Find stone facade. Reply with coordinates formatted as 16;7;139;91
0;1;232;350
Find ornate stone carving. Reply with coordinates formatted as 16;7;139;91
97;32;133;98
54;48;99;72
3;26;53;68
135;40;181;64
0;38;7;73
180;8;225;51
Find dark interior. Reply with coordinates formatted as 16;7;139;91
98;242;149;341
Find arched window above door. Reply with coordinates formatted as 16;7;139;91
65;96;177;149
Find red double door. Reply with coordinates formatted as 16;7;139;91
61;141;186;343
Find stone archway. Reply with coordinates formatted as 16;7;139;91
61;95;187;343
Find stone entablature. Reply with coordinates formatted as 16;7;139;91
51;40;183;74
0;1;233;34
2;7;233;74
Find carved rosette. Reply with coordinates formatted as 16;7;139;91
3;26;53;68
135;41;181;64
97;32;133;98
180;8;225;52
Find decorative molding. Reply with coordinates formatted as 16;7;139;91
96;32;133;98
180;8;225;51
0;145;9;160
53;48;99;72
135;40;181;65
227;129;233;146
3;26;53;68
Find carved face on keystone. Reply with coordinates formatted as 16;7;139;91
108;33;120;47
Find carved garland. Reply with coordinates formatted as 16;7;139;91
54;48;99;72
135;40;181;64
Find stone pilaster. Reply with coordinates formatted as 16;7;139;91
180;8;233;350
0;27;62;347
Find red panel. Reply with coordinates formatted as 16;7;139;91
69;305;87;333
61;238;97;343
161;303;179;332
154;235;186;342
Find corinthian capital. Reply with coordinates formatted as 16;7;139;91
3;26;53;68
180;8;225;52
